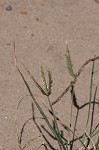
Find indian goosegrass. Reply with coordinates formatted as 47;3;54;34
14;43;99;150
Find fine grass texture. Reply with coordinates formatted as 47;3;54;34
14;43;99;150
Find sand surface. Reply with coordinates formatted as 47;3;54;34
0;0;99;149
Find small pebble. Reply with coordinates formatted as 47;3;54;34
35;17;39;21
5;116;10;119
20;10;28;14
31;33;34;37
5;5;12;11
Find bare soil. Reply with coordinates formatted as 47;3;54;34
0;0;99;149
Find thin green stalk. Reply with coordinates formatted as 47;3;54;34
47;96;60;133
67;86;74;150
81;60;95;149
86;60;95;130
70;100;73;129
47;96;67;150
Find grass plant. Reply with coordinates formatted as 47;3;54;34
14;43;99;150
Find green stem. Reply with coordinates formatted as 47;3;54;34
86;60;95;130
48;96;59;132
47;96;67;150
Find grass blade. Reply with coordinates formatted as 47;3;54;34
90;123;99;137
47;96;63;149
95;136;99;150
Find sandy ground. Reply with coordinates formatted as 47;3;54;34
0;0;99;150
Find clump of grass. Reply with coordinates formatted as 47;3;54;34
14;43;99;150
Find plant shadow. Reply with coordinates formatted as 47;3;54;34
70;84;98;149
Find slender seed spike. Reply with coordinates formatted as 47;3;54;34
23;64;46;95
65;43;75;78
40;65;49;95
48;70;53;95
